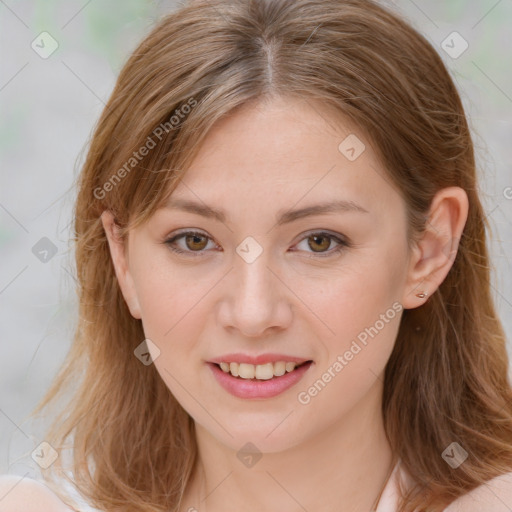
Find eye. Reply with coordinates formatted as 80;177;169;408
164;230;217;257
163;230;350;258
292;231;349;258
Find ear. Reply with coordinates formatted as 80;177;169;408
401;186;469;309
100;210;142;319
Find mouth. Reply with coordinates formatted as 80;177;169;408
207;360;314;399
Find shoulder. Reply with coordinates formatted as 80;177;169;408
0;475;72;512
444;471;512;512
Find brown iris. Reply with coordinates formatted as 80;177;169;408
185;233;208;251
307;234;331;252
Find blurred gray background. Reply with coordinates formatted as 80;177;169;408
1;0;511;479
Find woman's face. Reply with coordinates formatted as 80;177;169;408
103;96;421;453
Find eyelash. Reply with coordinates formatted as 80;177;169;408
163;230;350;259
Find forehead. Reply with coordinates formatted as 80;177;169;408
172;97;397;208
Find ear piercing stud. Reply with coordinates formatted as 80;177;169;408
416;291;428;299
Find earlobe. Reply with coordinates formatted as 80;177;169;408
100;210;142;319
401;187;469;310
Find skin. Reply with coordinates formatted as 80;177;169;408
0;476;72;511
102;96;468;512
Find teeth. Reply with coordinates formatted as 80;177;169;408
274;361;286;376
285;362;296;372
229;362;239;377
255;363;273;380
218;361;304;380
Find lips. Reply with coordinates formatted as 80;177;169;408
208;360;314;399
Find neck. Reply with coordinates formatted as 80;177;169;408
181;377;395;512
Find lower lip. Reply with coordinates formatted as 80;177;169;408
207;361;314;399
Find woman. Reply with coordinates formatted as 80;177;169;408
2;0;512;511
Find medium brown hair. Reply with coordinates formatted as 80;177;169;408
31;0;512;510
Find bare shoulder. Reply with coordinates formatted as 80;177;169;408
444;471;512;512
0;475;72;512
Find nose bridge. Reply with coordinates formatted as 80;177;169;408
221;239;289;336
234;243;276;308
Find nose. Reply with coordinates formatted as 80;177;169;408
217;249;293;338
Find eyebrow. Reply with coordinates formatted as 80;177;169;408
163;198;369;226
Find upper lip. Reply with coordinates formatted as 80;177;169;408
208;353;312;365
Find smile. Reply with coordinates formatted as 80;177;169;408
208;360;314;399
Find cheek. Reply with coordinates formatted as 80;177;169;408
294;267;403;423
292;253;405;413
131;262;221;407
134;264;212;403
294;253;404;347
132;254;218;341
